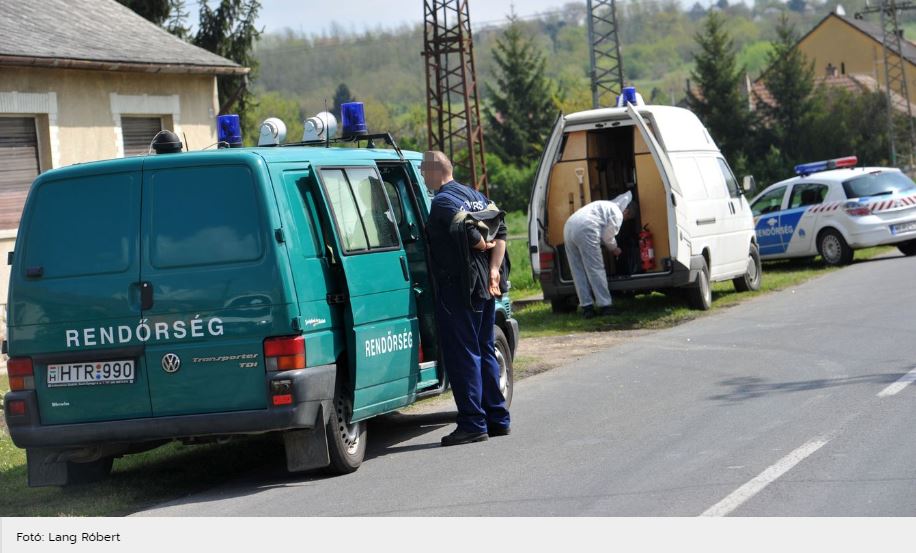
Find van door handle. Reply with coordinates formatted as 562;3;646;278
399;256;410;281
696;217;716;226
140;281;154;310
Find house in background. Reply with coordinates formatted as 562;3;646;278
0;0;248;336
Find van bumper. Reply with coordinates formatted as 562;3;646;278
3;363;337;449
542;256;700;299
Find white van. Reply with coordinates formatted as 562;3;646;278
528;101;760;311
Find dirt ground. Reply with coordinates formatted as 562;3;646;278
513;328;653;377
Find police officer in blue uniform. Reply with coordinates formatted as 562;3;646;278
420;150;511;447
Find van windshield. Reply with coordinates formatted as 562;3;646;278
843;171;916;199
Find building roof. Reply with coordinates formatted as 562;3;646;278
0;0;248;75
802;13;916;67
750;72;916;115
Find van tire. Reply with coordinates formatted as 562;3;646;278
897;239;916;256
818;228;854;266
733;244;762;292
550;297;577;313
325;386;366;474
687;259;712;310
494;326;514;408
66;456;114;485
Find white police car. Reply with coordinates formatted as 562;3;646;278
750;156;916;265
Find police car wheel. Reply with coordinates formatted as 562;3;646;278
817;229;853;266
494;326;514;408
897;239;916;256
325;389;366;474
66;456;114;485
687;260;712;311
733;245;762;292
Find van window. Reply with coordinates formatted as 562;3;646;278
321;168;400;254
788;183;828;208
751;186;787;216
671;157;707;201
716;159;741;198
696;157;728;200
24;173;137;278
150;166;263;268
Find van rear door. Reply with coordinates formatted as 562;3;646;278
138;155;289;417
10;163;150;425
529;113;565;274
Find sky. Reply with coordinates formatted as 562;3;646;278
247;0;573;35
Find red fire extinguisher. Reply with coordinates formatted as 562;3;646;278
639;225;655;272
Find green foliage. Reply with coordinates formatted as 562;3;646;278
194;0;263;123
116;0;171;25
242;91;303;146
332;83;355;121
486;154;538;213
687;11;750;161
483;16;558;164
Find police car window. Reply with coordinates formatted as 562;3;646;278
150;165;263;268
843;171;916;199
346;168;400;249
321;169;369;252
381;180;404;226
751;186;787;216
716;158;741;198
788;183;828;209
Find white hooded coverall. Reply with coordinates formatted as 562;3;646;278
562;192;632;308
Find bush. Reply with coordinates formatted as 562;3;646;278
486;154;538;213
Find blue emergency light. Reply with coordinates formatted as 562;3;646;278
217;114;242;148
794;155;858;176
341;102;368;137
615;86;644;107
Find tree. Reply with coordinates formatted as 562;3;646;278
332;83;356;121
686;11;750;161
116;0;190;37
756;14;818;171
194;0;262;122
483;16;558;164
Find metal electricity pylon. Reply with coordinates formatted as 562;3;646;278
855;0;916;169
423;0;488;194
587;0;625;108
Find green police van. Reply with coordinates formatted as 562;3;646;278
2;112;518;487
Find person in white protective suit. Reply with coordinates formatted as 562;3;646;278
562;191;634;318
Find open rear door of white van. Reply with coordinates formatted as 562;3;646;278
625;104;682;197
528;113;565;273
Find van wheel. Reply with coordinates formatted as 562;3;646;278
67;456;113;485
818;229;854;266
550;297;577;313
494;326;514;408
898;239;916;256
325;386;366;474
687;259;712;310
733;244;762;292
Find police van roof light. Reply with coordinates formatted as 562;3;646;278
217;114;242;148
616;86;645;107
794;155;858;176
341;102;368;138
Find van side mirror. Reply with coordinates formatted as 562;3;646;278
742;175;755;194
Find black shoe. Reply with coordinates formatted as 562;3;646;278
598;305;616;316
441;429;489;447
488;426;511;437
582;305;596;319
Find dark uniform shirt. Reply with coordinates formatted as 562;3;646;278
428;181;507;301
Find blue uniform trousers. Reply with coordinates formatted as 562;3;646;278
435;287;511;434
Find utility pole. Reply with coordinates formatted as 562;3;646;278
587;0;625;108
855;1;916;169
423;0;488;194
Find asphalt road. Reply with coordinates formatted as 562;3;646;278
136;252;916;516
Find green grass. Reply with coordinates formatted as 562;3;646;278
515;247;894;337
505;211;540;298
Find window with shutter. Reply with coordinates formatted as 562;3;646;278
0;117;40;229
121;116;163;157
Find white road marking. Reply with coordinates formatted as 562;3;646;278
877;366;916;398
701;438;829;517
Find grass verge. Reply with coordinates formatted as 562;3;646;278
515;247;895;337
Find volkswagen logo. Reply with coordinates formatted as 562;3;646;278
161;353;181;373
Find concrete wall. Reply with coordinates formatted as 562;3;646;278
799;15;916;105
0;66;220;361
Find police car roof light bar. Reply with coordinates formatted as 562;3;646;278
794;155;858;176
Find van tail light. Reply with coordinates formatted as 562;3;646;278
844;202;872;217
264;336;305;371
539;252;555;269
7;399;27;417
7;357;34;391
